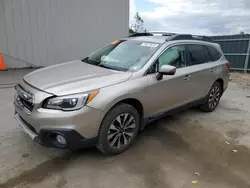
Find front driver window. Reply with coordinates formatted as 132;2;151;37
158;45;186;69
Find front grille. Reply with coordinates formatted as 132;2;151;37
19;116;37;134
15;84;34;111
19;97;33;111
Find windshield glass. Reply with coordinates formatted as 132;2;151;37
84;40;160;71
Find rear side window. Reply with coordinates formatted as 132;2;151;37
187;44;207;65
206;46;222;62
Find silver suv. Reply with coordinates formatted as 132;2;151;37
14;32;230;155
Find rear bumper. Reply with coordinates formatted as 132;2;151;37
14;114;97;150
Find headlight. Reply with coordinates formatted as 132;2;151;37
43;90;99;111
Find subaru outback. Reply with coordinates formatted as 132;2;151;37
14;32;230;155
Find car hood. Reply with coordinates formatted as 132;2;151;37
23;60;132;95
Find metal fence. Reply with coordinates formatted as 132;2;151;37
211;34;250;73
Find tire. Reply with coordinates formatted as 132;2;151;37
97;103;140;155
200;81;222;112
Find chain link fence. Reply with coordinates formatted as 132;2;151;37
211;34;250;73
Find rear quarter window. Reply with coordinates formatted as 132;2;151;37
206;46;222;62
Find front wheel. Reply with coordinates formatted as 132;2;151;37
97;103;140;155
200;81;222;112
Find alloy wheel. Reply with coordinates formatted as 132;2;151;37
107;113;136;149
208;86;221;109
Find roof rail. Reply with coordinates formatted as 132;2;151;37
129;32;176;37
128;33;153;37
149;31;176;36
167;34;214;42
128;32;214;42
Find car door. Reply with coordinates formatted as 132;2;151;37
144;44;195;117
185;44;218;101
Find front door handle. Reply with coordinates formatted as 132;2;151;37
210;68;216;72
184;75;191;81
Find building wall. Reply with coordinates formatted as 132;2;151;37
0;0;129;68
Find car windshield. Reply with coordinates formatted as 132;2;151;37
83;40;160;71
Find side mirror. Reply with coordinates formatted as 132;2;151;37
160;65;176;75
156;65;176;80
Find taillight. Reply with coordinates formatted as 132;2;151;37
226;62;230;70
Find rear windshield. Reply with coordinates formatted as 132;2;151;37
83;40;160;71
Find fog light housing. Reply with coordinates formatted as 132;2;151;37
56;134;67;145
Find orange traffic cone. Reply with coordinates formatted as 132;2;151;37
0;52;7;71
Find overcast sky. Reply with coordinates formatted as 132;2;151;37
130;0;250;35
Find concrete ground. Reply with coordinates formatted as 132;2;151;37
0;69;250;188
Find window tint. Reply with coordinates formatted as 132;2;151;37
206;46;221;62
158;45;186;68
187;44;207;65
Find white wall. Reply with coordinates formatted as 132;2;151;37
0;0;129;68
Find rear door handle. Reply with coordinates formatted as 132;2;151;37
210;68;216;72
184;75;191;81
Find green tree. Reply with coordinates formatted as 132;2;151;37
240;31;245;35
130;12;145;32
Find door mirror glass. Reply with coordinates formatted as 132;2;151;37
159;65;176;75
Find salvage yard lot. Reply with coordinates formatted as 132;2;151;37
0;70;250;188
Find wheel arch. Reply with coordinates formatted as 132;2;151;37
116;98;144;118
103;97;145;130
216;78;224;91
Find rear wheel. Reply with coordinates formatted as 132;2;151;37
200;81;222;112
97;103;140;155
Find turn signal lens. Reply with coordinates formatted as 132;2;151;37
111;40;120;45
86;90;99;104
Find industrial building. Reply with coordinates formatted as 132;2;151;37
0;0;129;68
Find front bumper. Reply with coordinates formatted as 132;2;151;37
14;114;98;150
14;81;106;150
14;98;105;138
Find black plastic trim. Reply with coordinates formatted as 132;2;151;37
35;129;97;150
19;116;37;134
128;32;214;43
143;97;206;125
128;33;153;37
167;34;214;43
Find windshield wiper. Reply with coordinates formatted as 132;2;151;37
99;64;114;70
82;58;126;71
99;64;127;71
81;57;89;63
